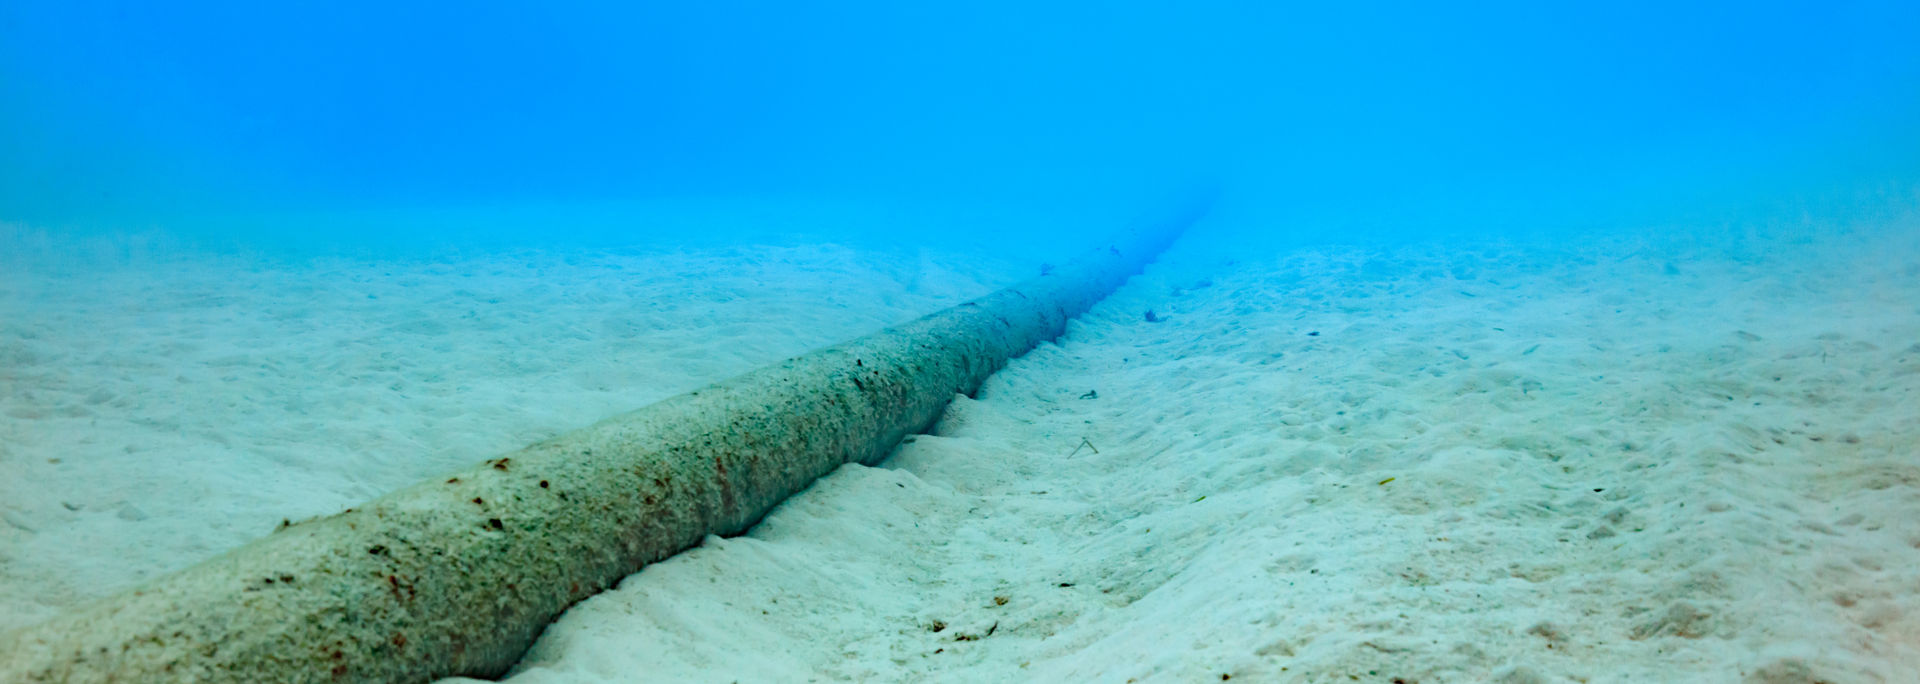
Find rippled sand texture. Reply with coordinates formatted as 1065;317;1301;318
468;229;1920;684
0;243;1028;630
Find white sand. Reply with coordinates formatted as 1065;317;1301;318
445;225;1920;683
6;217;1918;684
0;237;1030;630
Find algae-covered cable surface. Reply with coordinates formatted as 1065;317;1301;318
0;204;1201;684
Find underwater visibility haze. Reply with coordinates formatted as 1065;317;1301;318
5;0;1919;245
4;1;1920;682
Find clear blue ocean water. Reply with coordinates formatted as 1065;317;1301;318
4;2;1920;681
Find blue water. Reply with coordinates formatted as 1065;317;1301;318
5;5;1920;679
5;1;1919;248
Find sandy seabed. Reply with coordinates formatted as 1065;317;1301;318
0;239;1029;630
5;221;1919;683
